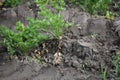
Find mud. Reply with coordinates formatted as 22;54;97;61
0;1;120;80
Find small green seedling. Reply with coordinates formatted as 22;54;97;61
112;55;120;77
101;67;107;80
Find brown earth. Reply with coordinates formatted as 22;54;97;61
0;1;120;80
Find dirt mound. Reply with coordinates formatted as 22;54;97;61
0;1;120;80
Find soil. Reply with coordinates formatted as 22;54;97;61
0;1;120;80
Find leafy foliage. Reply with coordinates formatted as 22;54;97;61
113;55;120;77
35;0;65;11
0;21;49;55
0;0;65;55
4;0;21;7
70;0;112;15
101;67;107;80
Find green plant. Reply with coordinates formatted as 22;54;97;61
0;21;49;55
0;0;65;56
35;0;65;37
112;55;120;77
70;0;112;15
91;33;98;39
105;11;114;20
4;0;21;7
35;0;65;11
39;8;64;37
101;67;107;80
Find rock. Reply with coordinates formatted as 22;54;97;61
113;20;120;27
87;17;108;35
71;56;81;68
17;3;35;25
113;20;120;37
78;40;99;52
0;8;17;29
72;12;90;25
61;7;90;35
0;3;35;29
72;60;80;68
72;12;90;35
69;27;81;39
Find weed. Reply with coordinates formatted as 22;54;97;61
35;0;65;11
70;0;112;15
0;0;65;56
101;67;107;80
91;33;98;39
0;21;49;55
112;55;120;77
35;0;65;37
4;0;21;7
105;11;114;20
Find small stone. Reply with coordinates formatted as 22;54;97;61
72;60;80;68
2;8;7;11
113;20;120;27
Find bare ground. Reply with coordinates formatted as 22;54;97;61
0;1;120;80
